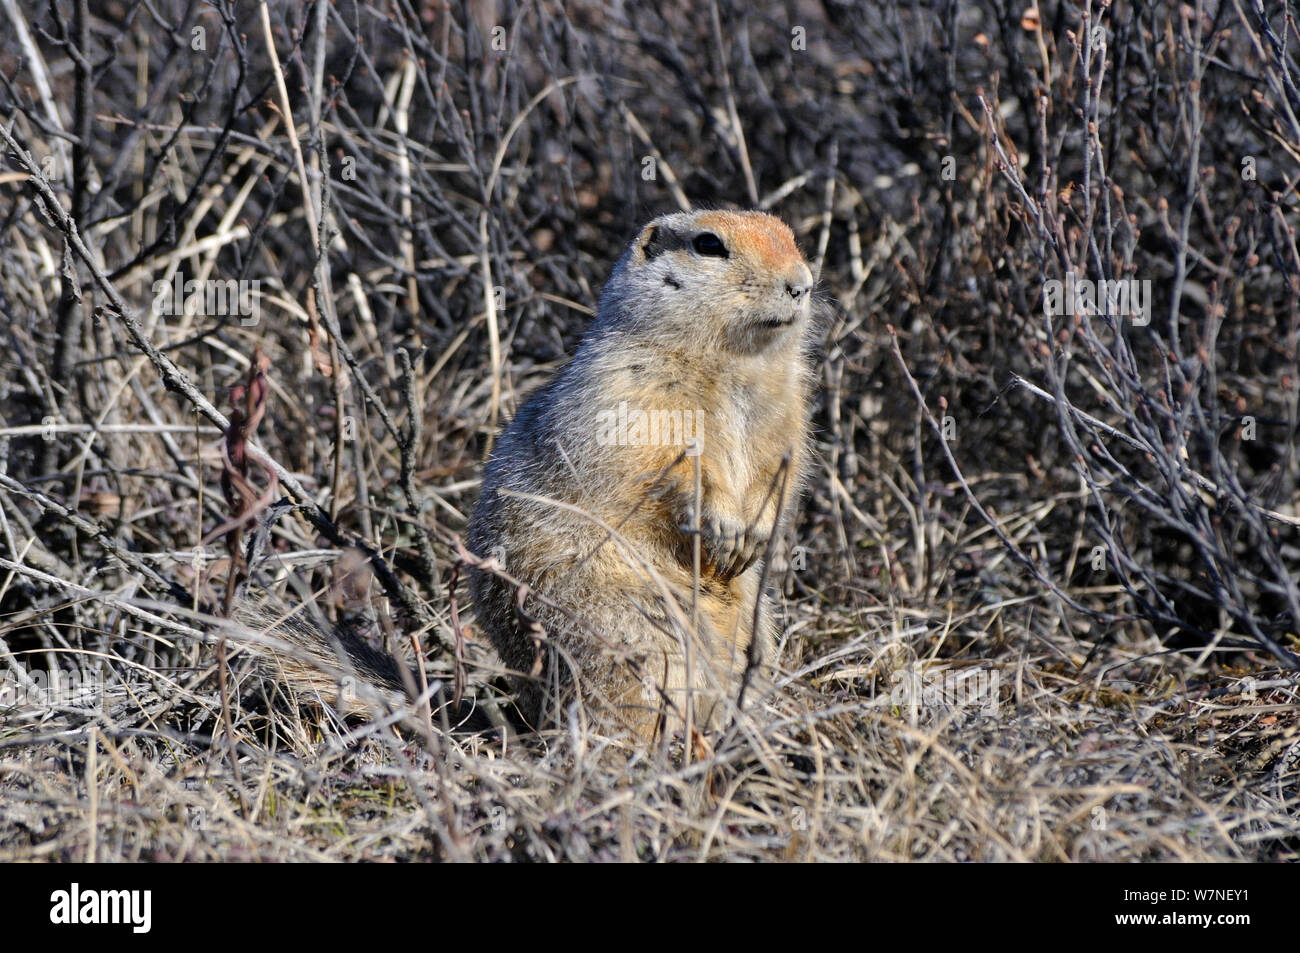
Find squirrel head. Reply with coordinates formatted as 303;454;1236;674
597;210;814;354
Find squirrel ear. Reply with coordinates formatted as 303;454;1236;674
639;224;667;261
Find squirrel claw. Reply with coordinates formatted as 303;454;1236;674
686;510;767;581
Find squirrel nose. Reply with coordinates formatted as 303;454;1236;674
785;264;813;302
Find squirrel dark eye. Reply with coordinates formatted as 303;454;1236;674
692;232;728;257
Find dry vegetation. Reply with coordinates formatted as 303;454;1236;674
1;0;1298;862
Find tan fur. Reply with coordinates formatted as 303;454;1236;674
467;209;816;743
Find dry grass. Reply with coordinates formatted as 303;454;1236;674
2;583;1297;861
1;0;1298;862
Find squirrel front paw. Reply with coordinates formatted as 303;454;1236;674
681;507;768;580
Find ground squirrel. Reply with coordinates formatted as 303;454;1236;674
468;209;816;742
231;210;816;744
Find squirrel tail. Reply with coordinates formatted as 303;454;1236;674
223;501;493;735
228;595;494;734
